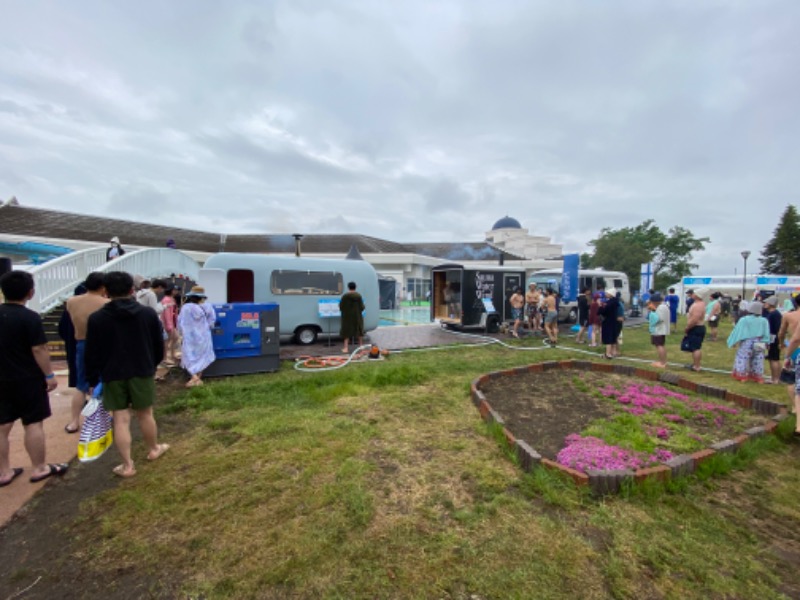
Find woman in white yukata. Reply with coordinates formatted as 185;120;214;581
178;286;216;388
727;301;770;383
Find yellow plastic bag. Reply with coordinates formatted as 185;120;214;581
78;383;114;463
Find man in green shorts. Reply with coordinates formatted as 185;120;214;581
85;271;169;478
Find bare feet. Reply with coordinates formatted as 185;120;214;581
147;443;170;461
113;463;137;478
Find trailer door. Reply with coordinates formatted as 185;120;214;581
503;273;522;322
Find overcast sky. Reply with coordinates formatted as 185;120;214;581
0;1;796;274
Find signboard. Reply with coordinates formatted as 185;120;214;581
561;254;579;302
475;272;495;301
682;277;712;285
318;299;340;318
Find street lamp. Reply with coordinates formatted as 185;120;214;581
741;250;751;299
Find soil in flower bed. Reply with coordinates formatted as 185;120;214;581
480;371;766;461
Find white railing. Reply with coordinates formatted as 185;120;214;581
27;247;200;313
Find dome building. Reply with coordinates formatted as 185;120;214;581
485;216;563;262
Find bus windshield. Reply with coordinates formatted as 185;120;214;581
529;276;560;294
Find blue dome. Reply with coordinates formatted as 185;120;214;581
492;216;522;230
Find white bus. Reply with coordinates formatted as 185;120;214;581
527;268;631;323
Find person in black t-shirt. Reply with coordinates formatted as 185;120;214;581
0;271;68;486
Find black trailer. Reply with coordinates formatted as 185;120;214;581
431;264;526;333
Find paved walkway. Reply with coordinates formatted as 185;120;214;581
1;365;76;526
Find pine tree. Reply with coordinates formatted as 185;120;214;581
760;205;800;274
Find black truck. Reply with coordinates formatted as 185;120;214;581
430;264;526;333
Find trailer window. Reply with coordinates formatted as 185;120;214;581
613;279;624;289
271;270;343;295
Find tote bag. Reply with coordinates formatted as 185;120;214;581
77;383;114;463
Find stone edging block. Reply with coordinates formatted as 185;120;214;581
710;439;737;454
744;425;766;437
665;454;694;478
515;440;541;472
587;469;633;495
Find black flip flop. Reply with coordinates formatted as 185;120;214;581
0;467;23;487
29;463;69;483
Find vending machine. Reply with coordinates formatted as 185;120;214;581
204;303;280;377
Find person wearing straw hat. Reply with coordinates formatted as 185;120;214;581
177;286;216;388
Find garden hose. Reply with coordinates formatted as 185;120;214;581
294;344;386;372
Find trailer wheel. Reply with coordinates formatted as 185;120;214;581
486;315;500;333
567;308;578;324
295;326;319;345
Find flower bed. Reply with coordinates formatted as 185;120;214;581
471;360;787;494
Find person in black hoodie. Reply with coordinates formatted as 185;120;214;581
85;271;169;478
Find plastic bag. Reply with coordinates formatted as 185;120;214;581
78;383;114;463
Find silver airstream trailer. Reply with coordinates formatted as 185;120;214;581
199;253;379;345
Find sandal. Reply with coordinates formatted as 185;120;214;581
29;463;69;483
113;464;137;478
147;443;170;461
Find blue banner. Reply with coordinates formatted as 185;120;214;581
561;254;579;302
640;263;653;296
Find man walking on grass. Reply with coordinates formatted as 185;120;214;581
509;287;524;338
682;288;709;372
85;271;169;478
542;289;558;346
0;271;68;486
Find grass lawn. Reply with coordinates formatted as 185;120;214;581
74;316;800;599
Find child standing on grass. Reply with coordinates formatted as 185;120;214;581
647;293;670;368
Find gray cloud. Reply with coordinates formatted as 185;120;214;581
0;0;797;274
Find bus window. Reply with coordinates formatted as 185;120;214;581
530;276;560;294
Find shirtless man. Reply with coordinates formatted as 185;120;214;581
64;272;109;433
778;295;800;407
509;287;524;338
683;288;708;372
524;284;539;332
543;289;558;346
782;313;800;434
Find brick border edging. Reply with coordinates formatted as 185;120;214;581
471;359;788;495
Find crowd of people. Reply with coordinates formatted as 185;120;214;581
3;264;800;487
0;266;220;486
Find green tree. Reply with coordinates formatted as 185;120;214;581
583;220;709;291
760;205;800;274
